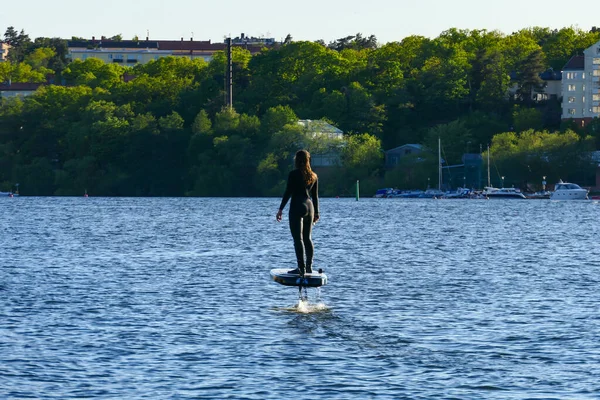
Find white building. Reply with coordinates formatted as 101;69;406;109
561;40;600;127
67;38;270;66
508;68;562;102
297;119;344;167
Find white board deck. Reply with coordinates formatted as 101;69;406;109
270;268;328;287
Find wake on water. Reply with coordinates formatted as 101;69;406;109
272;300;329;314
273;288;330;314
293;299;329;314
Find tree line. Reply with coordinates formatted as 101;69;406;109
1;26;599;196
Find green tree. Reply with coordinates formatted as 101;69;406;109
328;33;378;51
340;133;383;195
512;106;543;132
424;120;473;165
261;105;298;135
62;58;125;88
0;61;47;83
542;27;600;70
13;157;55;195
515;49;546;104
342;133;383;175
191;109;212;135
4;26;32;63
213;107;240;134
474;50;511;111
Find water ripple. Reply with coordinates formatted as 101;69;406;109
2;197;600;398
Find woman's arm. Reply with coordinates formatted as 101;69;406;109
277;171;293;221
311;178;319;222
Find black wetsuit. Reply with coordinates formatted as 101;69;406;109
279;169;319;274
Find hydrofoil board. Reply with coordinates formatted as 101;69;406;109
270;268;328;287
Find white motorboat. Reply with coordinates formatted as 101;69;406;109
550;181;588;200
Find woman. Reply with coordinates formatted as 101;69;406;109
276;150;319;276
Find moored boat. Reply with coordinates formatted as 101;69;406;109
483;187;527;199
550;181;588;200
527;191;551;199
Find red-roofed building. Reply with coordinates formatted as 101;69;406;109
0;82;43;99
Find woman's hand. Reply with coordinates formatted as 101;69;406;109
313;214;320;224
276;209;283;222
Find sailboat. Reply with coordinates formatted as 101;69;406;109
482;146;526;199
419;138;445;198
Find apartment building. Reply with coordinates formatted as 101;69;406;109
561;40;600;126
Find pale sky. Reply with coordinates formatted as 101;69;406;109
3;0;598;45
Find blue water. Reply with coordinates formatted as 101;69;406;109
2;197;600;399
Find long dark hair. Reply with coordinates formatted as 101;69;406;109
294;150;317;185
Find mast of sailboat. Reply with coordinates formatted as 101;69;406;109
226;37;233;109
487;145;491;187
438;137;442;191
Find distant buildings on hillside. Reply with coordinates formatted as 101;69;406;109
67;34;277;65
3;33;600;129
230;33;276;46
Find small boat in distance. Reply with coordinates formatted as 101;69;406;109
483;187;527;199
550;181;588;200
527;190;551;199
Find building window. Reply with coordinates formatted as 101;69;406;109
583;73;586;79
593;94;600;101
593;106;600;113
583;96;586;103
568;84;576;91
568;96;576;103
566;72;579;79
593;70;600;76
568;108;576;115
593;58;600;64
